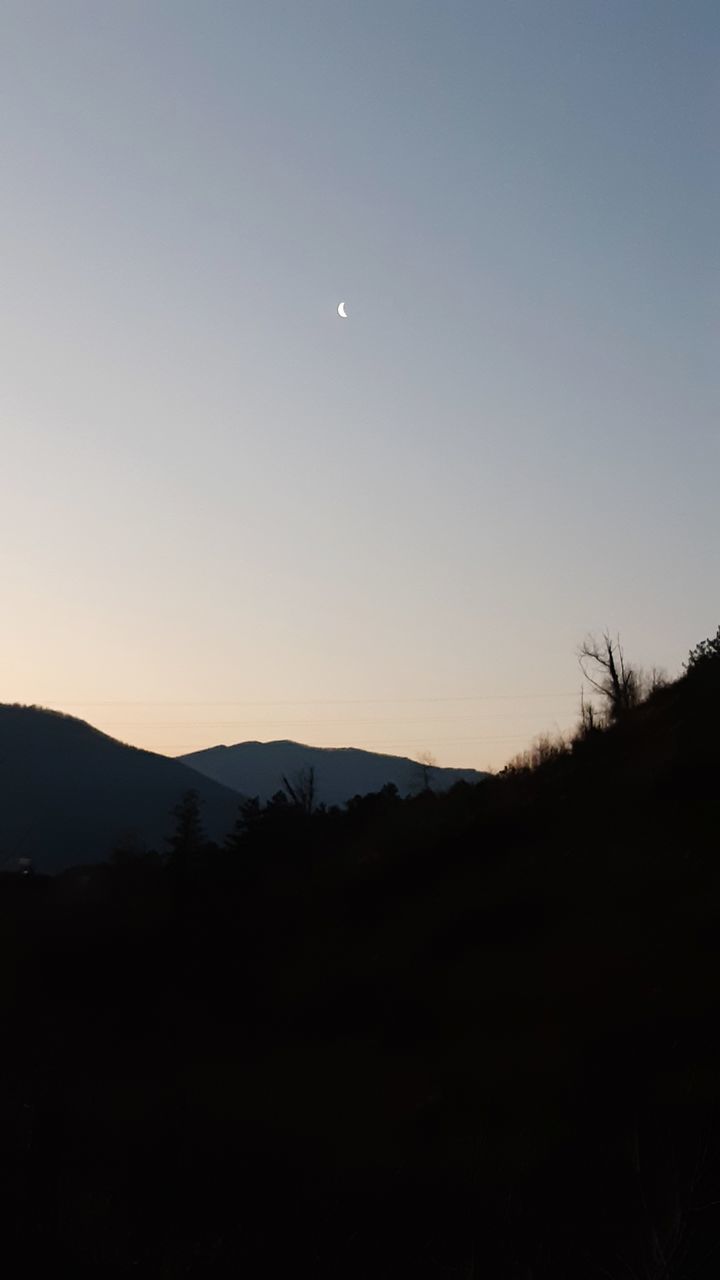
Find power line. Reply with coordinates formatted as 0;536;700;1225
102;714;579;727
35;692;580;707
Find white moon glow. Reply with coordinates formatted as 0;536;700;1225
337;301;348;319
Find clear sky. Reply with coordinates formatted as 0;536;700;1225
1;1;717;769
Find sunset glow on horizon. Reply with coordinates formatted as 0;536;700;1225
1;2;716;770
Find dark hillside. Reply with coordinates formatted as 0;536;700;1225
2;652;720;1275
0;704;241;872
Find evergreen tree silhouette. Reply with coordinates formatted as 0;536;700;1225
166;789;205;903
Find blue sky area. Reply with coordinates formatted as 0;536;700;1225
1;1;717;767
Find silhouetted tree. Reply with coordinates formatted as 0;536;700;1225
645;665;669;695
166;789;205;881
504;730;568;774
578;631;641;722
577;686;600;738
412;751;437;795
225;796;262;853
281;766;316;815
685;624;720;674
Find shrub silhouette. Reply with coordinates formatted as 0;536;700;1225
685;622;720;674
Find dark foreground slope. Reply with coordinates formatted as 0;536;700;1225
0;704;241;872
2;659;720;1276
180;738;487;803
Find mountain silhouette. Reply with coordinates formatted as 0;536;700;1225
0;703;240;873
178;739;487;805
3;641;720;1273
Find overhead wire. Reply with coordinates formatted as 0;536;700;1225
34;691;580;707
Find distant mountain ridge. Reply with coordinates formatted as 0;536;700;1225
0;703;241;873
0;706;488;873
178;739;488;806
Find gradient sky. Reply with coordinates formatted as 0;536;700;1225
1;1;717;770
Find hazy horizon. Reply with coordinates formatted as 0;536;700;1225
2;2;717;770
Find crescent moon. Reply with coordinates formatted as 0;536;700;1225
337;301;348;319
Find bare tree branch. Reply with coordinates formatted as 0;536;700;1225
577;631;640;723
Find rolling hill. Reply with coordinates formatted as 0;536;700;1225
178;739;488;805
0;704;241;873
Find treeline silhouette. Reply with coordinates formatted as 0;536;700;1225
2;627;720;1276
